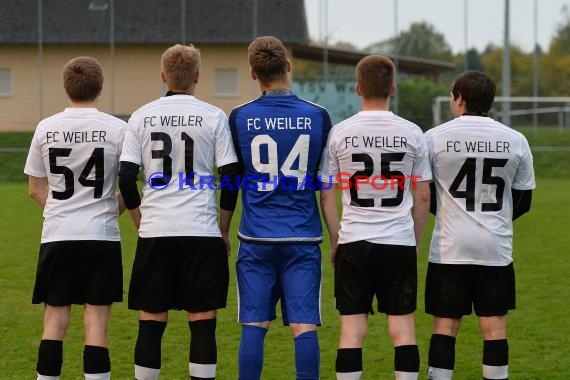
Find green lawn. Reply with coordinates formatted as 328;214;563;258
1;178;569;379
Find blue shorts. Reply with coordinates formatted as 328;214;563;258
236;242;322;325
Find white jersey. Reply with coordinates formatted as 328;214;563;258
24;108;126;243
425;115;536;265
120;94;238;238
319;110;432;246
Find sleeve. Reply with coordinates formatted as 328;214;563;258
411;130;432;182
219;162;241;211
317;130;339;184
119;115;143;165
118;161;141;210
115;121;127;158
24;127;47;177
228;108;244;165
214;112;238;168
512;136;536;190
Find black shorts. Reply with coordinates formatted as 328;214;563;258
335;241;417;316
425;262;516;318
128;236;229;313
32;240;123;306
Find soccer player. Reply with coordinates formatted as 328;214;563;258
24;56;126;380
319;55;432;380
118;44;239;380
228;36;332;380
424;71;535;380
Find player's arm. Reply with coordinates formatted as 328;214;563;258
118;161;142;230
429;182;437;215
412;180;431;254
218;162;241;255
28;176;48;209
320;187;340;266
512;189;532;221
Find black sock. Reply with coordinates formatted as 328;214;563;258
336;347;363;373
394;344;420;373
428;334;456;370
483;339;509;380
189;318;217;380
84;345;110;374
37;339;63;376
134;320;167;370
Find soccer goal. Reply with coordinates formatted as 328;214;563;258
433;96;570;130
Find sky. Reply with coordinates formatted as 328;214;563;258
304;0;570;54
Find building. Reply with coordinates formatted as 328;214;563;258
0;0;453;131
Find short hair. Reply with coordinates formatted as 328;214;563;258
451;71;496;114
161;44;201;89
63;57;103;102
355;55;395;99
248;36;288;84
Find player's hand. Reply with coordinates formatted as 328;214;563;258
221;232;231;256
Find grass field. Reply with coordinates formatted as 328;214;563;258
1;128;569;378
1;178;569;379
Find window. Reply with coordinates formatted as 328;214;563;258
0;69;12;96
214;68;239;97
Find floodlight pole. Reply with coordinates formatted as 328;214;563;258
532;0;538;131
37;0;43;120
464;0;468;71
109;0;115;115
502;0;511;125
393;0;399;114
323;0;329;84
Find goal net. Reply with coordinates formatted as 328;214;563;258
433;96;570;130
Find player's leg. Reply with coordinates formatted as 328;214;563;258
129;238;174;380
387;314;420;380
377;245;419;380
281;245;322;380
83;304;112;380
236;242;277;380
83;241;123;380
181;237;229;380
479;316;508;380
37;305;71;380
33;242;77;379
425;263;472;380
427;318;461;380
474;264;515;380
187;311;218;380
334;242;372;380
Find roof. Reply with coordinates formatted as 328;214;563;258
1;0;308;45
291;44;455;78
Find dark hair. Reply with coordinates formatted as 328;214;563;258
355;55;395;99
62;57;103;102
248;36;288;84
451;71;496;115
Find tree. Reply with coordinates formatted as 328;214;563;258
549;5;570;55
366;22;453;62
481;45;533;96
397;78;449;130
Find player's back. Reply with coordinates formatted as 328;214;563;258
229;94;331;243
321;110;431;246
122;95;237;238
425;115;535;265
25;108;126;243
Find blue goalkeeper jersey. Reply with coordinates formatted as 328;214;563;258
229;93;332;244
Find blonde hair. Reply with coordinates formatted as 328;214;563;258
355;55;395;99
248;36;288;85
161;44;201;89
63;56;103;102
